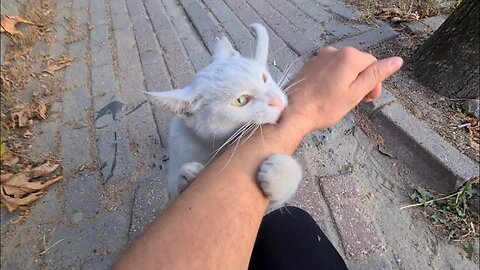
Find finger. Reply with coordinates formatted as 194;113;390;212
351;57;403;99
313;46;338;65
362;83;382;102
335;47;378;80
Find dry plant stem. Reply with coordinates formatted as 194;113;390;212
39;237;65;255
400;191;461;209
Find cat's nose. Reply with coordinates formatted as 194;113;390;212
268;94;283;109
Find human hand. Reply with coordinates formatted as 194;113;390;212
283;47;403;132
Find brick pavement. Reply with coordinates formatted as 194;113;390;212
3;1;475;269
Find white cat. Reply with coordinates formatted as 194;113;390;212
145;23;302;209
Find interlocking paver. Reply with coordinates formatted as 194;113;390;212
162;0;211;71
247;0;316;55
266;0;325;44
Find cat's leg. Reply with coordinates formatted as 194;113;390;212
258;154;302;210
178;162;205;193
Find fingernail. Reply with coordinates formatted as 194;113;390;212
389;57;403;69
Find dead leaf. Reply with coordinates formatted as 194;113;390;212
29;162;58;178
23;130;33;139
0;152;19;167
9;103;33;127
0;173;14;183
35;101;48;119
43;58;74;75
0;161;61;212
0;15;35;36
8;100;50;127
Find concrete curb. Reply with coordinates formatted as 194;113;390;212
360;90;479;193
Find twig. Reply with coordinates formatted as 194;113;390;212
400;191;461;210
458;123;472;129
39;238;65;255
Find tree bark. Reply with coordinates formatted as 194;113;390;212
412;0;479;98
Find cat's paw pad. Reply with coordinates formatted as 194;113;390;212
258;154;302;207
178;162;204;192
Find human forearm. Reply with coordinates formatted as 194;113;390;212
112;117;306;270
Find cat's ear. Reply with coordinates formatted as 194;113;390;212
212;36;239;61
250;23;268;65
144;88;202;117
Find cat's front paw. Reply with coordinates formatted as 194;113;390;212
178;162;204;192
258;154;302;209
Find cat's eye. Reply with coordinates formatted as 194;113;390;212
262;73;268;83
232;95;250;107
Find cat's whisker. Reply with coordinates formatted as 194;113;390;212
240;124;259;145
283;77;307;94
278;56;303;88
260;125;265;146
220;122;254;171
207;121;255;164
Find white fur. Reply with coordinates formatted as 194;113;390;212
145;24;302;208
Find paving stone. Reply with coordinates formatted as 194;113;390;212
69;39;89;60
179;0;222;53
65;58;89;89
92;64;118;98
91;42;114;67
109;0;131;30
129;173;168;241
61;125;92;174
94;125;135;185
203;0;254;55
111;27;138;72
124;0;145;18
90;0;106;15
331;27;398;49
319;174;382;258
63;171;101;222
44;212;129;268
289;0;332;23
73;0;88;10
324;19;360;40
162;0;211;71
328;2;361;20
81;253;119;270
265;0;325;43
144;0;195;87
62;86;90;123
30;121;59;159
90;18;109;46
72;6;90;27
247;0;316;55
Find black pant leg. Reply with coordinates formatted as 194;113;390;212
249;206;348;270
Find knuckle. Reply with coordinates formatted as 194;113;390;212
371;66;382;83
340;47;358;57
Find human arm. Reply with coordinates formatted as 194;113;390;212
112;47;403;270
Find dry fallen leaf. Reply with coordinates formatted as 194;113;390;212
23;130;33;139
0;161;61;212
9;100;50;127
43;58;74;75
35;101;48;119
0;15;35;36
0;152;19;167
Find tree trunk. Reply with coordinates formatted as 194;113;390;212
412;0;479;98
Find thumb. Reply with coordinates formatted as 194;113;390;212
351;57;403;99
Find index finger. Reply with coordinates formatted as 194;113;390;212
350;57;403;99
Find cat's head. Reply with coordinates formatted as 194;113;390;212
145;23;287;141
